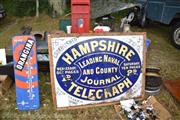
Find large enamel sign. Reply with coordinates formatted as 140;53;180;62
48;33;146;110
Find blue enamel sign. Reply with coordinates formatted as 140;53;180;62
13;35;40;110
49;35;145;108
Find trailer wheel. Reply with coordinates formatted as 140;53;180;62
172;22;180;49
127;9;139;25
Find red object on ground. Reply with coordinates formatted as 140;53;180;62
164;80;180;103
94;29;104;33
71;0;90;33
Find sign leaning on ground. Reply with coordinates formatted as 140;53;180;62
12;35;40;110
48;33;146;110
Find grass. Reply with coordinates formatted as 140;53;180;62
0;15;180;120
0;15;60;48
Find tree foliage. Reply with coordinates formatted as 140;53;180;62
1;0;52;17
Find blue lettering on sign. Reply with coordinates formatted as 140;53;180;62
55;38;141;101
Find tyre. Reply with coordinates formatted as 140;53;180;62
127;9;140;25
139;3;148;28
140;10;147;27
146;67;160;73
172;22;180;49
145;72;162;95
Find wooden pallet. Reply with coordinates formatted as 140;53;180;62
164;80;180;103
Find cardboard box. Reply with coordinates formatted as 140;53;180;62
0;75;12;95
116;96;172;120
148;96;172;120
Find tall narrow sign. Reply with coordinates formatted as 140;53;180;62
12;35;40;110
48;33;146;110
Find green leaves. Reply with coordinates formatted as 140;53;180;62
2;0;51;17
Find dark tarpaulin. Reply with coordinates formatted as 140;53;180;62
90;0;139;19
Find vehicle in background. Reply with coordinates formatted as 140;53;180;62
0;4;6;19
127;0;180;49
